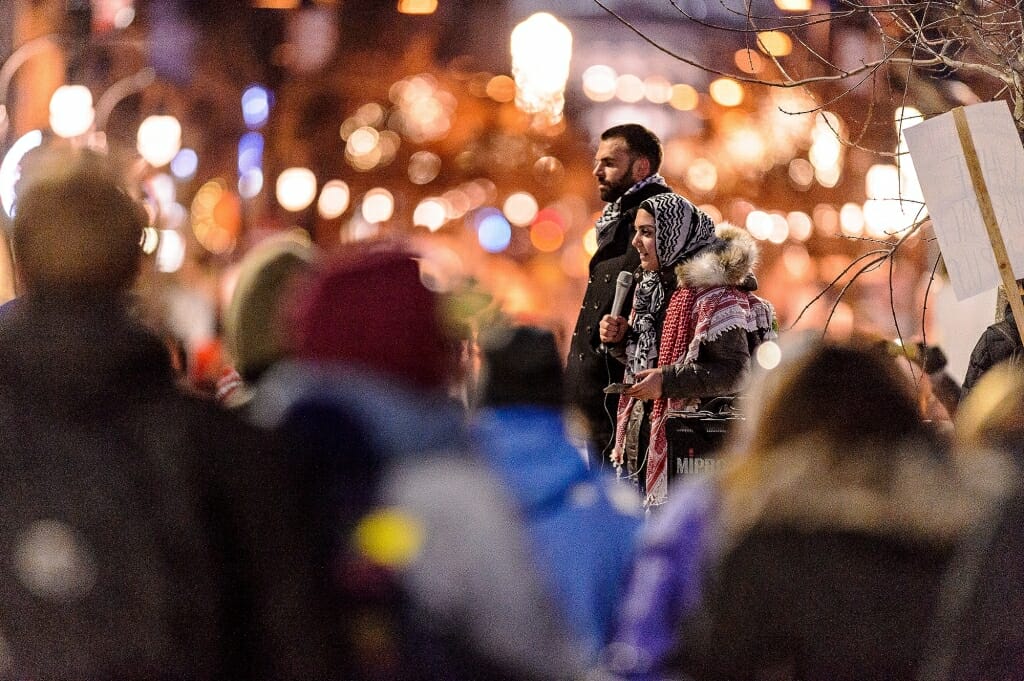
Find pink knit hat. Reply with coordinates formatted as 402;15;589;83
292;244;455;392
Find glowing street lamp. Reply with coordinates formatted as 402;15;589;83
511;12;572;124
137;115;182;167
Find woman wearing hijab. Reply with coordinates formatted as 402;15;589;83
599;192;774;507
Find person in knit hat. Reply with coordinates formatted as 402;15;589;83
249;242;585;680
289;243;455;392
220;234;317;408
599;192;775;507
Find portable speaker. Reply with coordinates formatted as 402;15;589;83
665;413;741;483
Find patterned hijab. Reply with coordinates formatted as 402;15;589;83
625;193;717;380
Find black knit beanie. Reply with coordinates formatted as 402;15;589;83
479;325;565;408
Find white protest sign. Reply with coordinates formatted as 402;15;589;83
903;100;1024;301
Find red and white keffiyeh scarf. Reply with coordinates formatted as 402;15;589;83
614;285;773;506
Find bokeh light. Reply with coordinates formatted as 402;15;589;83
816;164;841;188
413;197;449;232
767;213;790;244
581;65;617;102
615;74;645;103
756;340;782;370
787;211;813;241
813;203;840;235
895;105;923;132
746;210;772;240
734;49;764;74
485;75;516;103
533;156;564;182
191;179;239;254
686;158;718;193
388;74;455;143
347;126;379;156
782;244;812;277
644;76;673;104
238;132;263;175
669;84;699;111
148;173;176;209
443;189;470;219
238;169;264;199
241;85;271;129
397;0;437;14
137;115;182;167
49;85;94;138
788;158;814;189
502;191;539;226
840;202;865;236
317;180;351;219
156;229;186;272
361;187;395;223
140;227;159;255
709;78;744;107
530;219;564;252
757;31;793;56
408;150;441;184
476;209;512;253
275;167;317;212
170;148;198;179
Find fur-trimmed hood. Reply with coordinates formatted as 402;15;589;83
675;223;758;289
713;437;1015;551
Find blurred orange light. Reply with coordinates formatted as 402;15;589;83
757;31;792;57
486;75;516;103
530;220;564;252
534;207;565;229
734;49;763;74
669;84;699;111
775;0;811;9
252;0;300;7
709;78;744;107
397;0;437;14
191;179;239;255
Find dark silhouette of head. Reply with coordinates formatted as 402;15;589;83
746;339;929;457
12;148;145;295
478;325;564;408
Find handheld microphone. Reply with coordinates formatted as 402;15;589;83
610;270;634;319
601;271;634;354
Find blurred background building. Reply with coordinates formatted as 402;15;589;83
0;0;992;381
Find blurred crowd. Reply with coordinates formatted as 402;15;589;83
3;145;1024;681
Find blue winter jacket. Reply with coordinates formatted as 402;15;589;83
473;406;644;664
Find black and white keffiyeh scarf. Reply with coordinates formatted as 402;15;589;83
624;193;718;381
594;173;670;250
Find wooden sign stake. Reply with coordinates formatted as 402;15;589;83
952;106;1024;341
